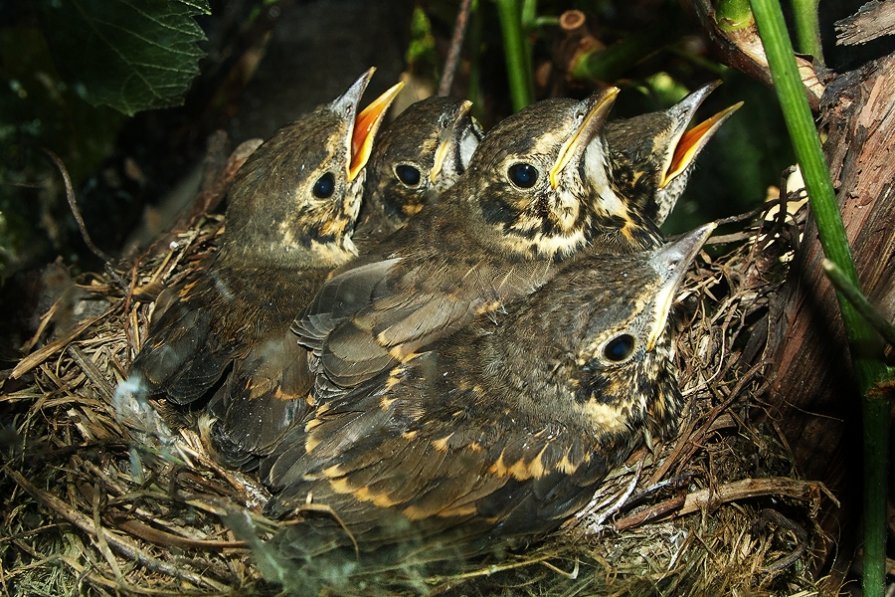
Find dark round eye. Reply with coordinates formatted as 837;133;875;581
312;172;335;199
507;162;538;189
395;164;421;187
603;334;636;362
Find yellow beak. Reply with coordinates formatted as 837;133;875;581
548;87;620;190
348;81;406;181
660;102;743;188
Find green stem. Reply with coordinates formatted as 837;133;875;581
495;0;533;111
749;0;891;595
863;395;892;595
716;0;754;31
792;0;824;64
571;29;670;82
520;0;537;29
533;16;560;28
823;259;895;347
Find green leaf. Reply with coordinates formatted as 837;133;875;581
38;0;211;116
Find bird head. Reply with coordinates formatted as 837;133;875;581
488;222;714;447
222;68;404;266
599;82;742;226
360;97;482;234
460;88;621;260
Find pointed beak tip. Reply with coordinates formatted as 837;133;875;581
696;222;717;246
729;100;745;114
683;222;716;257
592;86;621;117
350;67;377;96
360;66;377;85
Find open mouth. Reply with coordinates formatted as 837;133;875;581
661;99;743;188
349;80;405;181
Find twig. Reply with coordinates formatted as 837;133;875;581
438;0;473;97
68;345;116;402
8;469;229;591
539;558;579;579
613;477;835;531
42;149;112;264
114;518;248;551
11;303;121;380
752;509;809;572
426;552;570;584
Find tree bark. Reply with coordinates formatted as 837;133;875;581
767;51;895;556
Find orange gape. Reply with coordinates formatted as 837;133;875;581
350;82;405;181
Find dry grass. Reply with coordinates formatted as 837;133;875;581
1;194;835;595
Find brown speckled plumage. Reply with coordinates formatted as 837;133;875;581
258;224;713;576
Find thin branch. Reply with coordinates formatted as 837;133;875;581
438;0;473;97
613;477;835;531
42;149;112;264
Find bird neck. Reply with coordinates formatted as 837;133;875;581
218;234;357;270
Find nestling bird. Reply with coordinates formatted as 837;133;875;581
129;70;403;466
256;223;714;579
295;87;664;402
599;81;742;226
353;96;483;252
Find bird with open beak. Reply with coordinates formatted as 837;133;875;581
129;69;403;466
596;81;743;227
353;96;483;252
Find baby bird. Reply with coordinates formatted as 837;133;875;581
353;96;482;252
599;81;742;226
256;223;714;583
129;70;403;465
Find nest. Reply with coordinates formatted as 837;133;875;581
1;195;836;595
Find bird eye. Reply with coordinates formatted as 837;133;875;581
312;172;336;199
507;162;538;189
603;334;636;362
395;164;421;187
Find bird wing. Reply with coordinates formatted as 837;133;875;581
296;256;553;398
261;360;603;553
207;328;315;469
131;275;234;405
198;266;334;468
263;391;506;541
